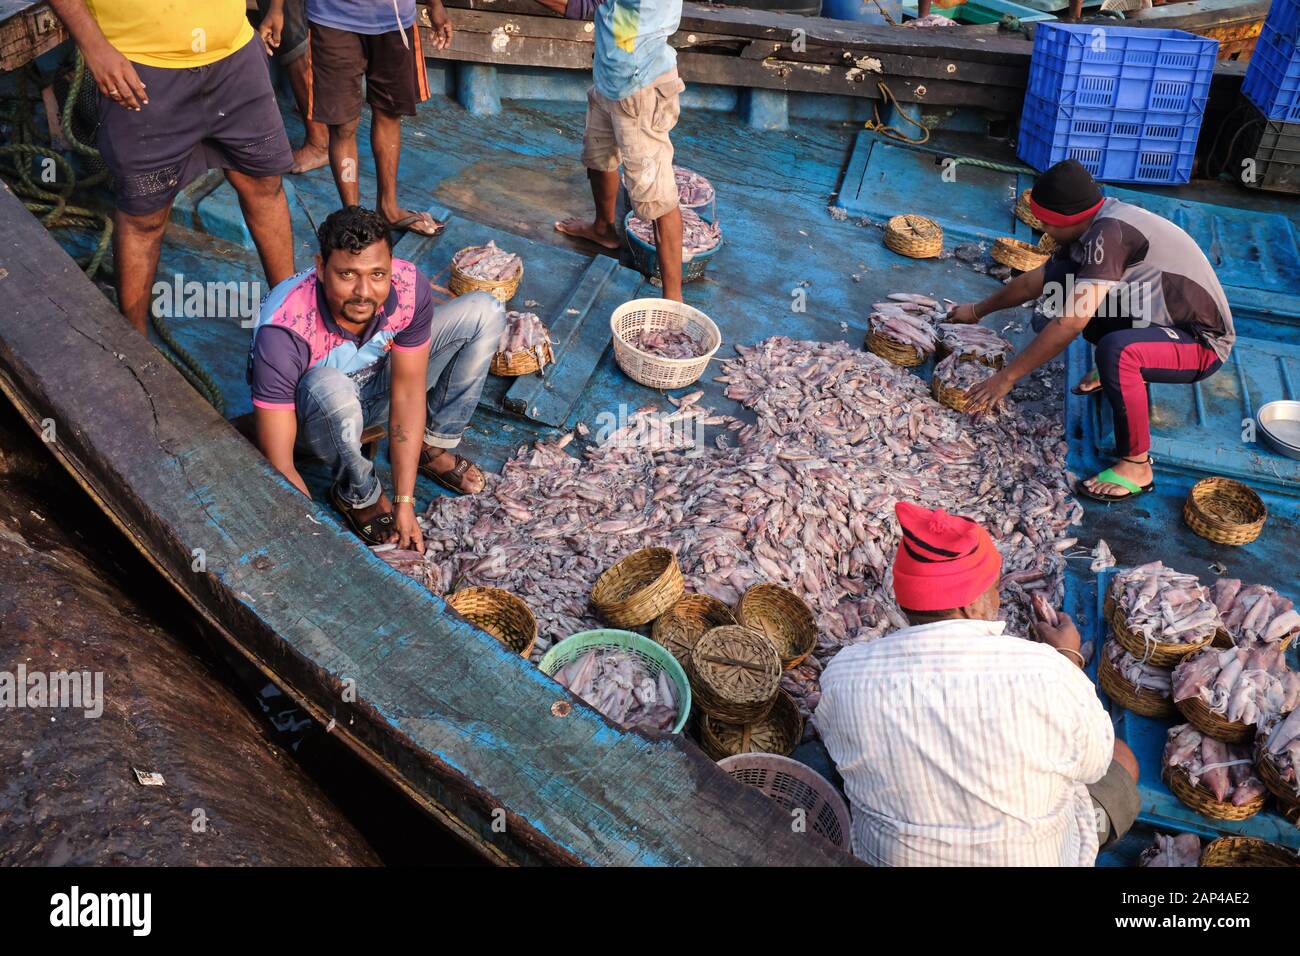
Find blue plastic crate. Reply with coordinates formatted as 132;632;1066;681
1261;0;1300;47
1243;24;1300;122
1017;92;1202;183
1027;23;1218;114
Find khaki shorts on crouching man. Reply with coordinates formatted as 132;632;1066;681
582;69;686;222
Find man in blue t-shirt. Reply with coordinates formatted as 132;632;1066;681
306;0;452;237
534;0;686;301
249;207;505;550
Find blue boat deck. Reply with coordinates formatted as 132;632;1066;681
46;75;1300;862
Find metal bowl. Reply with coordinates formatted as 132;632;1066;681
1258;400;1300;460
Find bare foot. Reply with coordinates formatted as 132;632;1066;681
290;142;329;174
555;217;620;249
1083;456;1152;498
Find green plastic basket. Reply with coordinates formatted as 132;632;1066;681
539;629;692;734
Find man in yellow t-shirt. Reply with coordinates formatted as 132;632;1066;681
48;0;295;334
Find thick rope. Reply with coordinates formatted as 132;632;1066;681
949;156;1036;175
1;51;225;413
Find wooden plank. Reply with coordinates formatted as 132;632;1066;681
0;183;853;868
503;255;643;426
0;0;64;72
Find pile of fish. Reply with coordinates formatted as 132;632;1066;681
1261;709;1300;795
936;323;1014;365
869;312;936;354
933;353;996;395
1103;638;1172;695
552;648;680;733
630;324;707;360
1163;723;1266;805
626;208;722;258
1112;562;1223;647
1212;579;1300;646
394;336;1079;729
497;311;552;369
1173;644;1300;726
453;240;522;281
674;166;715;208
1139;833;1201;867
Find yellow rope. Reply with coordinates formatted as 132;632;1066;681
863;81;931;146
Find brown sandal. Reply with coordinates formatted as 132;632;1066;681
419;451;483;495
329;484;395;545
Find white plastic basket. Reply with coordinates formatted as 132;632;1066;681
609;298;721;390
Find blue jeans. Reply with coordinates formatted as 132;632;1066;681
294;291;506;507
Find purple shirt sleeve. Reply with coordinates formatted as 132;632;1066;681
251;325;311;409
392;275;433;351
565;0;611;19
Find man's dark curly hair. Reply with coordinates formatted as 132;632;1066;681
317;205;393;263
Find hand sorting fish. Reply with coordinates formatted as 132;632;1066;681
1172;643;1300;727
497;311;553;369
1163;723;1266;805
1112;561;1223;647
933;354;998;401
552;648;680;733
391;336;1078;727
936;323;1014;365
1104;639;1173;695
1139;833;1201;867
627;208;721;258
631;325;706;359
453;240;522;281
1261;708;1300;796
1212;578;1300;646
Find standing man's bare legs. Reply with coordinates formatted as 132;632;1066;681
556;168;622;249
286;51;329;173
226;169;295;287
113;205;171;334
371;105;440;234
326;117;363;208
653;206;683;303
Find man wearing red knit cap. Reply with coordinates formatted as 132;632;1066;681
815;502;1140;866
950;159;1233;505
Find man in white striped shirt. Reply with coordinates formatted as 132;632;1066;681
815;502;1139;866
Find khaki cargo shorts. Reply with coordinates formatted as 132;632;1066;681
581;69;686;222
1088;758;1141;852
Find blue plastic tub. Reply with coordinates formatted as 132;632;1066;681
822;0;900;22
1243;24;1300;123
1018;92;1202;183
1027;23;1218;114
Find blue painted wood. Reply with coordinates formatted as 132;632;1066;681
197;177;302;251
458;63;503;117
742;88;790;131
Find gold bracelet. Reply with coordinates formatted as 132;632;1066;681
393;495;417;505
1057;647;1086;668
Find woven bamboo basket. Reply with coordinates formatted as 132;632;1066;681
449;245;523;303
1175;693;1255;745
490;340;553;377
734;584;818;670
718;753;852;849
932;371;974;412
1183;476;1267;546
651;593;736;665
1255;742;1300;823
1037;233;1058;254
699;690;804;760
609;298;721;390
1109;601;1219;668
1014;188;1044;230
884;214;943;259
688;625;782;724
1163;762;1266;821
991;236;1050;272
591;547;684;628
865;329;929;368
446;586;538;658
1097;647;1177;718
1201;836;1300;866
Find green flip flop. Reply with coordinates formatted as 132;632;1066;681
1076;466;1154;503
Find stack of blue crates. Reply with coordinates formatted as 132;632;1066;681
1017;24;1219;185
1243;0;1300;122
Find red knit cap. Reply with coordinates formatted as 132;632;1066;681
892;501;1002;612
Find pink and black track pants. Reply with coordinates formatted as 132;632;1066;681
1094;326;1222;458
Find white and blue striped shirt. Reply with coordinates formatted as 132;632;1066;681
815;619;1114;867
